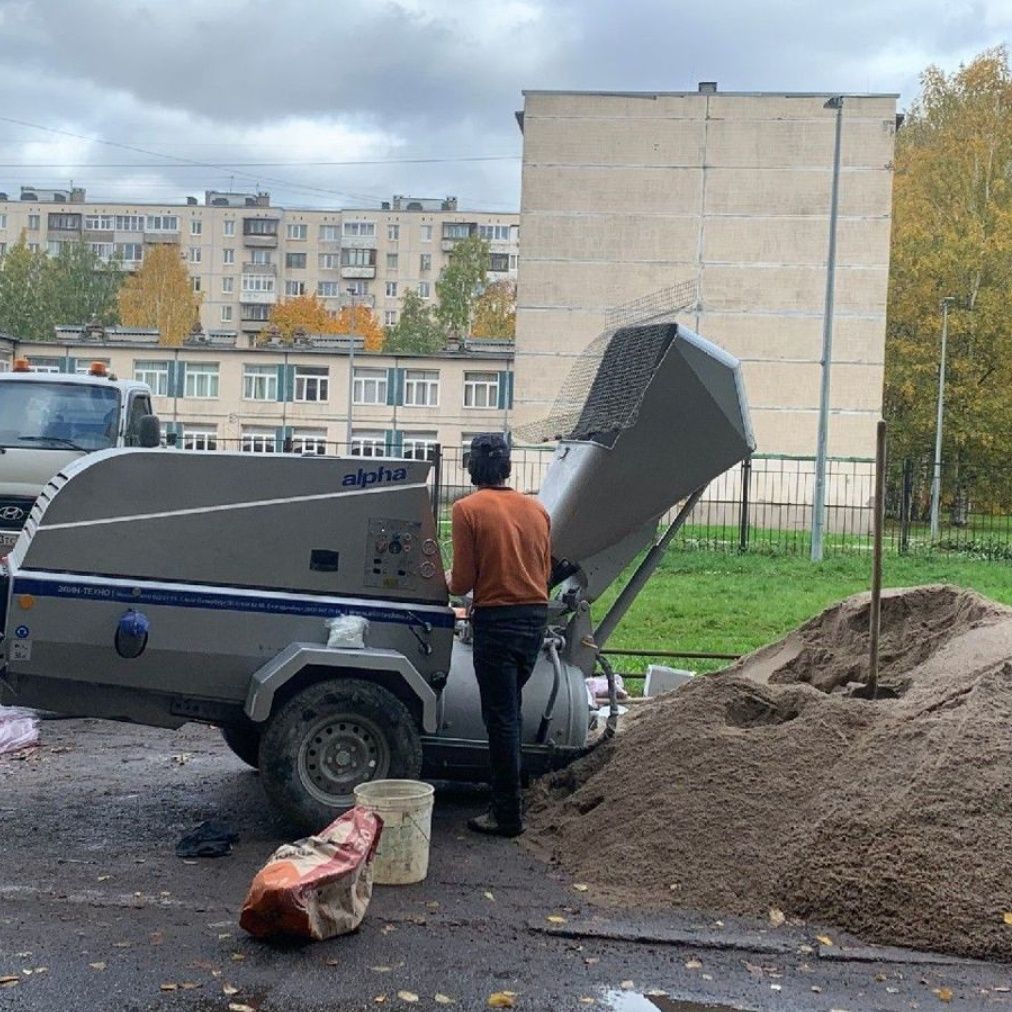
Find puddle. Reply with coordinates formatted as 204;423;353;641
601;990;743;1012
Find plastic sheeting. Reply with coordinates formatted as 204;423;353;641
0;706;39;756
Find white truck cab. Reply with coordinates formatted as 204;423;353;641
0;358;160;550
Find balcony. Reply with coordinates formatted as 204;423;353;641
341;266;376;280
143;231;180;244
341;236;378;250
243;233;278;248
440;239;460;253
242;262;277;275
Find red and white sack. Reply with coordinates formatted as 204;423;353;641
239;807;383;940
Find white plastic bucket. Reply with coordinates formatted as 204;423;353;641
353;779;435;885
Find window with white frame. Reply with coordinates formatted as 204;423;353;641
241;274;275;294
351;430;386;457
133;360;170;395
145;214;179;232
420;224;432;242
241;427;276;453
115;242;143;262
286;252;306;269
48;213;80;231
319;253;339;270
385;281;398;297
489;252;510;272
319;224;340;241
294;366;329;402
403;369;439;407
85;214;114;230
191;276;201;292
317;281;339;297
419;253;432;271
291;428;327;454
478;224;512;241
402;431;438;461
89;242;113;261
243;364;278;401
250;248;272;265
75;358;110;375
341;247;375;267
286;223;307;240
223;219;235;236
222;276;234;294
0;213;7;229
442;222;472;240
221;305;233;322
509;254;518;270
463;371;499;409
417;281;431;298
353;367;387;405
28;357;62;373
191;219;202;236
28;242;39;252
223;248;235;265
184;362;220;399
46;240;63;257
386;253;398;270
384;310;397;326
387;224;400;241
189;246;201;263
183;427;217;451
243;218;278;236
115;214;143;231
27;214;40;230
347;280;368;297
285;280;306;297
343;220;375;237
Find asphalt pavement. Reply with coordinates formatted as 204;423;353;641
1;719;1010;1012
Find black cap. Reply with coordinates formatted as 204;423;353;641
469;432;510;460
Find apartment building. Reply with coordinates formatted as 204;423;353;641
0;188;519;338
0;328;514;462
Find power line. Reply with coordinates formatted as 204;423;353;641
0;156;520;168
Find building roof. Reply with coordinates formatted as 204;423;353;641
520;88;900;98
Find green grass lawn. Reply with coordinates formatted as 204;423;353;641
595;551;1012;677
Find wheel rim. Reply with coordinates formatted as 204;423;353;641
297;711;391;806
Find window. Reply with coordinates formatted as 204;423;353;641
319;224;340;241
385;282;398;297
341;247;376;267
294;366;329;402
243;218;279;236
223;219;235;236
28;357;61;373
404;369;439;407
190;219;202;236
343;220;375;237
183;428;217;451
0;213;6;229
286;223;307;240
442;222;472;240
27;214;40;230
189;246;202;263
319;253;340;270
351;430;386;457
386;253;398;270
353;368;387;405
191;276;201;292
241;303;271;321
420;224;432;242
223;248;235;265
84;214;114;230
384;310;397;326
489;252;510;272
509;254;518;270
241;427;276;453
292;428;327;454
317;281;339;297
286;252;306;269
243;364;278;401
387;224;400;241
464;371;499;409
184;363;219;399
114;242;143;263
417;281;431;299
241;274;275;294
221;305;233;322
46;240;63;257
347;280;368;297
145;215;179;231
478;224;512;241
0;243;5;256
419;253;432;271
402;431;438;461
28;243;39;252
115;214;143;231
75;358;110;375
48;213;81;231
222;276;234;294
285;280;307;297
89;242;113;260
250;248;272;265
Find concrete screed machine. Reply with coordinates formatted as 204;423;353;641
0;323;753;829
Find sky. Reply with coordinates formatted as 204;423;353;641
0;0;1009;212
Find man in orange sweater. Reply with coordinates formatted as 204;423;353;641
446;433;551;837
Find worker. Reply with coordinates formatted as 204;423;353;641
445;433;551;837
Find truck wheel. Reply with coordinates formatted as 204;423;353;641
258;678;423;831
220;724;262;769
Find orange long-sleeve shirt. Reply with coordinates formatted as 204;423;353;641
447;487;551;607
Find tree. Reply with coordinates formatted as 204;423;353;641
42;241;122;329
885;46;1012;509
118;244;201;346
385;289;447;354
435;234;489;337
0;237;51;340
260;294;336;343
471;279;516;339
333;303;385;352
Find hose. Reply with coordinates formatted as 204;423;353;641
537;632;565;744
596;653;620;741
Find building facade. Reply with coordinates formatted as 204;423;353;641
0;188;518;339
514;86;898;459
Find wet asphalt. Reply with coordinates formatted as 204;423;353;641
1;719;1011;1012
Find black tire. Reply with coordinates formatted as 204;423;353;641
220;723;262;769
258;678;423;831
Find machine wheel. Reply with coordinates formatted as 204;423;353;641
220;723;262;769
258;678;423;831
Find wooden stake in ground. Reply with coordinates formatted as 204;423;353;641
868;419;887;699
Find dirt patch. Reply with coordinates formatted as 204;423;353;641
527;585;1012;959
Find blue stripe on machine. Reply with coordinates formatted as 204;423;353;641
12;576;456;629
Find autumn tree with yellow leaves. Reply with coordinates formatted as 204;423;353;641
118;245;201;347
259;295;384;351
886;46;1012;508
471;279;516;339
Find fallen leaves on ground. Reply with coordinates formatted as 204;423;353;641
488;993;516;1008
815;934;834;947
619;980;634;989
0;976;19;988
89;962;106;971
685;959;702;970
573;883;589;892
228;1004;255;1012
578;999;595;1005
398;991;419;1003
434;994;454;1004
546;915;567;925
769;906;786;927
483;891;495;901
934;987;954;1003
160;983;177;991
645;990;668;997
370;966;393;973
222;983;239;995
1003;912;1012;926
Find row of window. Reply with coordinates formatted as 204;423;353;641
169;426;445;459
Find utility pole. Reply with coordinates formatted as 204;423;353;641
811;95;844;562
929;296;955;540
345;289;358;449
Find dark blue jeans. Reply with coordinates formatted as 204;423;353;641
471;604;548;827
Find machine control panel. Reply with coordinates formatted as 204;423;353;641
364;518;431;590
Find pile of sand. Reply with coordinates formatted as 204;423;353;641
527;585;1012;959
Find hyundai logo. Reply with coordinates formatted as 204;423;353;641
0;506;25;522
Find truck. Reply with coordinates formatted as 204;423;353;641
0;323;753;829
0;358;161;552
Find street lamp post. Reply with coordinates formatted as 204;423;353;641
929;296;955;540
345;290;358;449
811;95;845;562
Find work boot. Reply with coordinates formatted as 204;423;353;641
467;810;525;838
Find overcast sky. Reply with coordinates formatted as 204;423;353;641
0;0;1008;212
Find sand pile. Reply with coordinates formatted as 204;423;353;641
527;585;1012;959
